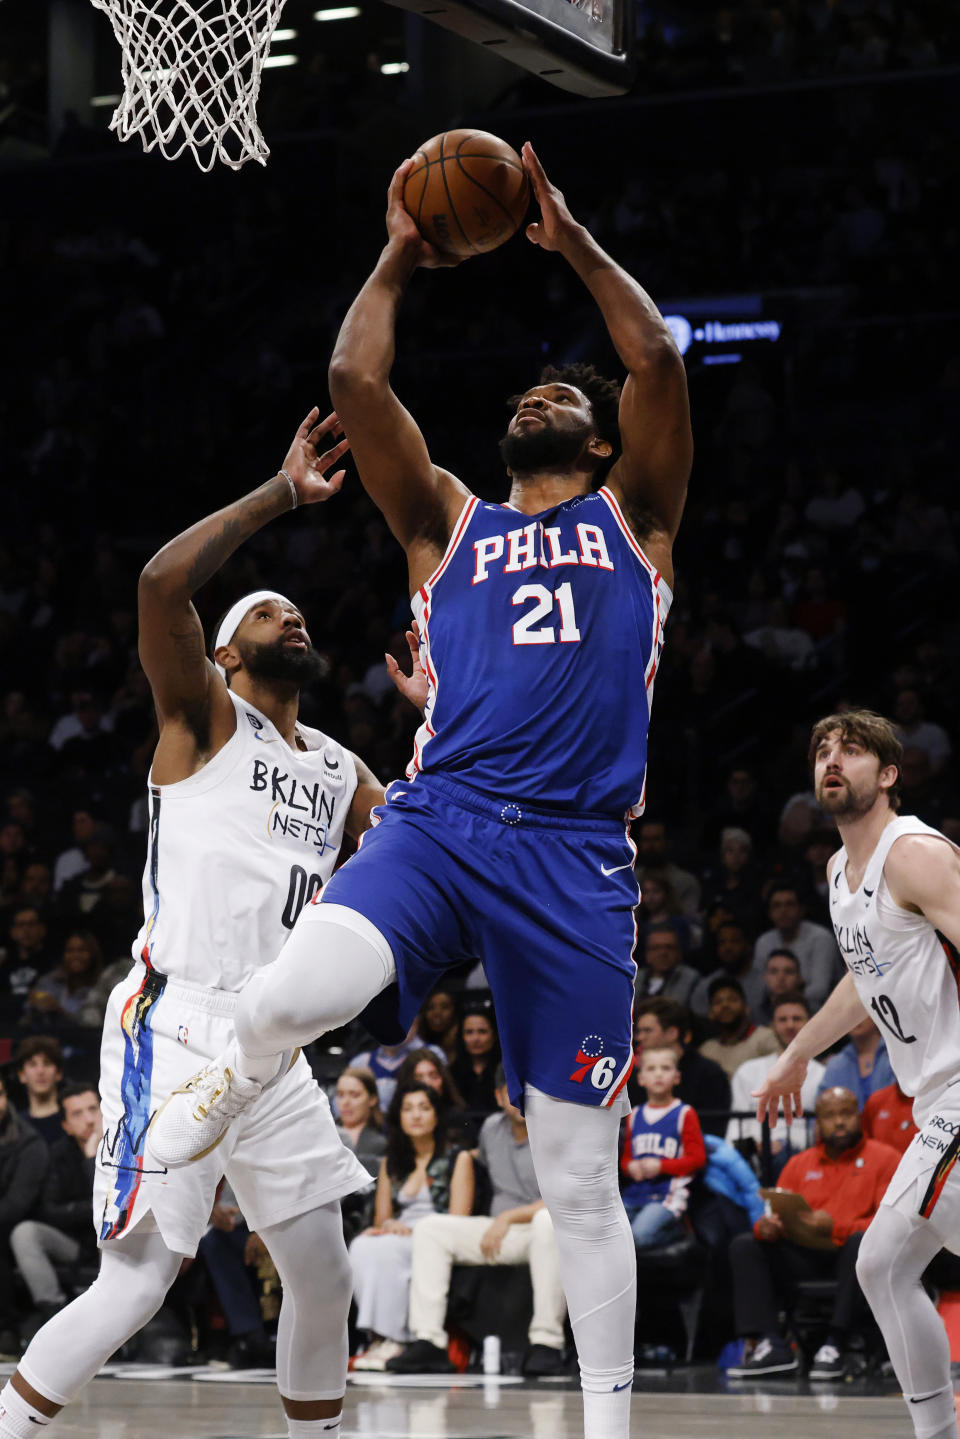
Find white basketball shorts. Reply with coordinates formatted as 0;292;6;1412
93;962;371;1256
880;1092;960;1254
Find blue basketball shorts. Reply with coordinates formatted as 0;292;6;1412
319;772;639;1111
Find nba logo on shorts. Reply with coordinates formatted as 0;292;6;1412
177;1025;189;1046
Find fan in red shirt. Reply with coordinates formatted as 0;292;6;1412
862;1082;917;1156
726;1086;899;1381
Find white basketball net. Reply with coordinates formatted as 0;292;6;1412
89;0;288;171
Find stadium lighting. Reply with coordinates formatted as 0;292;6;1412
314;6;362;19
380;60;409;73
263;53;299;67
271;28;299;41
90;94;122;108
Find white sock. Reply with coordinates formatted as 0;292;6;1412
0;1381;54;1438
581;1370;632;1439
287;1417;341;1437
229;1037;282;1086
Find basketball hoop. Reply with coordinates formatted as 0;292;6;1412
89;0;288;171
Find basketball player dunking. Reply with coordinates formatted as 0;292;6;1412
0;412;397;1439
151;144;693;1439
755;709;960;1439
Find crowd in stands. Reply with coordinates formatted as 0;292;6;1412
1;0;958;1383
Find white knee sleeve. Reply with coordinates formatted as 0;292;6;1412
235;906;397;1058
857;1207;957;1439
524;1087;635;1384
262;1203;352;1403
18;1232;184;1405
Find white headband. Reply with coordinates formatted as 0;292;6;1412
213;590;296;677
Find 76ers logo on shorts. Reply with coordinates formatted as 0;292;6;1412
570;1034;618;1091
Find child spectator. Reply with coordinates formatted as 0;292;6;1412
620;1046;706;1249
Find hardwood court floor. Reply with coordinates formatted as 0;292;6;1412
0;1364;930;1438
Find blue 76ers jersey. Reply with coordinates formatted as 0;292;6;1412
407;486;672;817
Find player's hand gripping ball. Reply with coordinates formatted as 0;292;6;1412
402;130;530;260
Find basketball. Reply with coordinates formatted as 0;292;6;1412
402;130;530;259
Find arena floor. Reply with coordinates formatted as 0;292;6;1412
0;1363;926;1437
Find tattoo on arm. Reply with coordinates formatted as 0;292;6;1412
184;506;259;593
169;625;207;675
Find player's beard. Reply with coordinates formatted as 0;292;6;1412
816;776;879;819
499;418;589;474
238;636;329;687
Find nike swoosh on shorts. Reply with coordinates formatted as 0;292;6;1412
601;861;635;876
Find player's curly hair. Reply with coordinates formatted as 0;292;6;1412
541;362;622;484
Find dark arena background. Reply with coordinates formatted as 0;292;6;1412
1;1;959;1435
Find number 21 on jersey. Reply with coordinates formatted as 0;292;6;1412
512;582;581;645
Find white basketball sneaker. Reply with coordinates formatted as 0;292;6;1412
147;1050;264;1168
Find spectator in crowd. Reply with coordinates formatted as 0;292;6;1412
699;978;778;1080
394;1049;474;1147
9;1082;101;1331
633;820;701;918
637;871;698;958
79;953;136;1032
690;921;760;1018
727;1087;899;1380
752;883;841;1010
620;1045;706;1250
52;811;98;893
18;865;55;924
634;923;700;1009
861;1081;917;1155
334;1067;386;1178
350;1031;445;1112
349;1084;473;1370
817;1015;895;1109
197;1184;274;1369
702;767;774;849
751;948;804;1028
417;989;460;1066
0;907;54;1027
386;1066;566;1377
699;828;765;937
47;691;113;753
16;1037;64;1147
631;998;731;1136
22;931;104;1031
0;1069;49;1357
691;1133;765;1257
801;829;836;927
449;1007;501;1118
726;993;824;1164
898;746;950;828
893;688;951;775
59;828;118;924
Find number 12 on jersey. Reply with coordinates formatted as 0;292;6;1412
512;582;581;645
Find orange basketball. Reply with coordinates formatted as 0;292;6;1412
402;130;530;259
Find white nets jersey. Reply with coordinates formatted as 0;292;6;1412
830;814;960;1126
132;690;357;990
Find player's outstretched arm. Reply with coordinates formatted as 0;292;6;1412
522;142;692;575
139;408;348;733
752;972;866;1126
328;162;470;582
